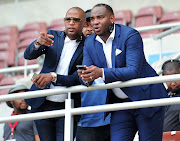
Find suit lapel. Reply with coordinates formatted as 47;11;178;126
56;32;65;65
95;41;107;68
68;36;85;73
112;25;121;68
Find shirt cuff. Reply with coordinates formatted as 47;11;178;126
102;68;105;81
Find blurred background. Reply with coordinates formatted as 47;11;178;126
0;0;180;140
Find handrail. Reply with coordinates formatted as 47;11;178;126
154;25;180;40
0;64;40;74
135;22;180;32
1;97;180;124
0;74;180;103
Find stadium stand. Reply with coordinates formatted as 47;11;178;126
16;38;38;66
114;10;132;26
0;26;18;67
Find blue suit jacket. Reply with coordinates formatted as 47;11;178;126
82;24;168;117
24;30;85;109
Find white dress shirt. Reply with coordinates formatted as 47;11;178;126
95;25;128;99
46;36;79;102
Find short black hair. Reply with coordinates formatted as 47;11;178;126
93;3;114;15
162;59;180;75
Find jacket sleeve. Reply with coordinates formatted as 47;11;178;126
54;71;81;87
104;29;144;83
24;31;52;60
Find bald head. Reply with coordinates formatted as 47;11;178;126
66;7;86;22
162;60;180;75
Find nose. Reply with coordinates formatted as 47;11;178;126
92;18;99;25
69;19;75;25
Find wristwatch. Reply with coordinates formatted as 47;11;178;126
50;72;57;82
35;39;41;46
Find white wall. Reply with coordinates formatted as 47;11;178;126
1;0;180;29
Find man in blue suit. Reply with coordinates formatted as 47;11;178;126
76;9;110;141
24;7;86;141
78;3;168;141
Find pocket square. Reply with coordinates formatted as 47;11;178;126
116;49;122;56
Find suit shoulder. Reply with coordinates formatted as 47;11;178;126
47;30;64;37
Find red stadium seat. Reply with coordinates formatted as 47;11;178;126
159;11;180;24
0;61;6;81
159;11;180;33
136;6;163;20
163;131;180;141
48;25;65;31
16;38;38;66
114;10;132;26
0;88;10;95
0;75;24;86
0;26;18;35
16;48;38;66
0;41;17;67
18;30;40;41
134;6;163;38
17;38;35;49
48;18;65;30
20;22;47;33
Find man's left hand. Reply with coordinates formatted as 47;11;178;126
79;65;103;81
32;73;53;89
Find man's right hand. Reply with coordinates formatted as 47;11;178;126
35;32;54;47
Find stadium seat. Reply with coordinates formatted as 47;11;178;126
134;6;163;38
0;26;18;35
19;22;47;33
16;48;38;66
0;75;24;86
163;131;180;141
48;25;65;31
48;18;65;30
0;61;6;81
0;88;10;95
16;38;38;66
18;30;40;41
114;10;132;26
159;11;180;24
0;41;17;67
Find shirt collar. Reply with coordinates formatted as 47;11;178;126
96;24;115;43
64;36;76;44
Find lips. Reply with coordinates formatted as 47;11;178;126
94;26;100;32
68;27;75;32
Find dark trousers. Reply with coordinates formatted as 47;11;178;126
32;100;77;141
76;125;110;141
110;107;165;141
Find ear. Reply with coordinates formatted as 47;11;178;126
110;15;115;23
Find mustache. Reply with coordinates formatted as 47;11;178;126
168;86;180;94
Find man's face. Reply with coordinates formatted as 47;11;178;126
10;90;28;112
164;71;180;93
82;21;94;37
64;9;85;40
90;6;114;39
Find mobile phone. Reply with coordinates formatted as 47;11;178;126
76;65;86;70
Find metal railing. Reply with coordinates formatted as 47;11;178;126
0;74;180;141
1;22;180;140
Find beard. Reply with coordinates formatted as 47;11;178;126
169;86;180;94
